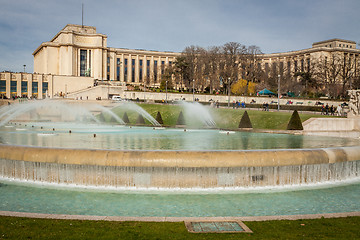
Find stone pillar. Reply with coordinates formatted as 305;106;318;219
142;55;146;83
120;54;125;82
17;74;22;97
28;74;33;98
38;75;43;99
150;56;154;87
48;74;53;98
5;72;10;98
128;54;132;83
135;55;139;83
109;51;116;81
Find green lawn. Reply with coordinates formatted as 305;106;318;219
0;216;359;239
105;103;333;130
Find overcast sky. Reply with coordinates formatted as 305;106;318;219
0;0;359;72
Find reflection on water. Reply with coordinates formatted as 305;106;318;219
1;124;359;150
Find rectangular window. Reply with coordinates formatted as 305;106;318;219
154;60;158;82
42;82;48;93
147;60;150;78
88;50;91;74
132;59;136;82
124;58;128;82
287;61;291;74
80;50;87;76
32;82;38;94
0;80;6;93
294;60;298;72
117;58;120;81
301;59;304;72
10;81;17;93
161;61;165;75
21;81;27;95
139;60;143;82
307;59;311;71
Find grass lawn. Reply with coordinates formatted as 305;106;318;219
0;216;359;239
107;103;332;130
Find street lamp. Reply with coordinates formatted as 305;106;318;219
277;74;280;111
227;77;231;107
192;79;195;101
144;80;146;103
165;80;168;104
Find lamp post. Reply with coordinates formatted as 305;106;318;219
192;79;195;102
277;74;280;111
165;80;168;104
227;77;231;107
144;80;146;103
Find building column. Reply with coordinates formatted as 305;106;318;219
5;72;10;98
120;54;125;82
109;51;116;81
150;56;154;86
48;74;53;98
28;74;33;98
17;74;22;97
38;75;43;99
135;55;139;83
128;54;132;83
142;55;147;84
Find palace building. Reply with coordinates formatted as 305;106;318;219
33;24;179;85
0;24;359;100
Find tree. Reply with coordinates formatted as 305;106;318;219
241;45;263;95
231;79;257;95
219;42;246;105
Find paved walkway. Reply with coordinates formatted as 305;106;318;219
1;211;359;222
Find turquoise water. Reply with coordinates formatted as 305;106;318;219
1;180;359;217
1;123;360;150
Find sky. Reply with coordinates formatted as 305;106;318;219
0;0;359;72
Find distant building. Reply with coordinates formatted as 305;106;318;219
33;24;179;85
0;24;359;99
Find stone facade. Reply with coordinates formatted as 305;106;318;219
33;24;179;87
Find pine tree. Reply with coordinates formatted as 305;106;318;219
238;111;252;129
156;111;164;125
287;110;303;130
176;111;186;126
122;112;130;124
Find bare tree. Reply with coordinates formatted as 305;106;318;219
219;42;246;105
241;45;263;95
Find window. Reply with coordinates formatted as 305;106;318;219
154;60;158;82
116;58;120;81
42;82;48;94
132;59;135;82
32;82;38;94
301;59;304;72
124;58;128;82
147;60;150;78
287;61;291;74
294;60;298;72
139;60;143;82
0;80;6;93
10;81;17;94
21;81;27;94
80;50;87;76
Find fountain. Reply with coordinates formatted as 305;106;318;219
0;99;360;217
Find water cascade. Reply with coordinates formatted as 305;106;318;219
113;102;161;126
181;101;216;128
